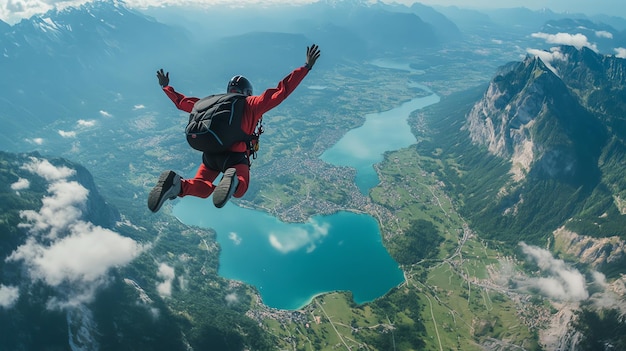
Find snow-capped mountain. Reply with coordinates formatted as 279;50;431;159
0;0;187;148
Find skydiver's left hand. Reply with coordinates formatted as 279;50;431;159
305;44;321;70
157;68;169;87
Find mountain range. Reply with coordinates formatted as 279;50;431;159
0;0;190;150
1;0;626;350
408;43;626;351
457;45;626;244
1;0;457;149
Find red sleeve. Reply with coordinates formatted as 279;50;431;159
162;86;199;113
231;66;310;152
246;66;310;118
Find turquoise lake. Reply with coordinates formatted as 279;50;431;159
173;60;440;310
320;90;440;194
173;199;403;310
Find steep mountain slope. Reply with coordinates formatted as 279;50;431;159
553;46;626;123
465;52;606;185
421;45;626;247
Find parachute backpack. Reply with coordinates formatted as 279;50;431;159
185;93;256;154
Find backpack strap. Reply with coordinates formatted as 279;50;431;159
247;117;264;163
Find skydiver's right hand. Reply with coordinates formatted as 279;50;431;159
305;44;321;70
157;68;169;87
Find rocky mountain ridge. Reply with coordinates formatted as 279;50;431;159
465;46;616;188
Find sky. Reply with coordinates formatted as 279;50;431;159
1;0;626;25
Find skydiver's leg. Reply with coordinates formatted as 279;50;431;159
180;163;220;198
232;163;250;198
147;170;182;212
212;153;249;207
203;151;250;198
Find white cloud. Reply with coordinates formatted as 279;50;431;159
10;225;143;287
268;219;329;254
615;48;626;59
517;242;589;301
228;232;241;245
531;32;598;52
591;270;607;287
20;157;75;181
7;157;145;310
99;110;113;118
473;48;491;56
526;47;567;75
11;177;30;191
19;180;88;238
58;130;77;138
1;0;52;24
156;263;175;297
0;285;19;309
133;104;145;110
225;292;239;306
26;137;44;145
595;30;613;39
8;222;144;309
77;119;96;127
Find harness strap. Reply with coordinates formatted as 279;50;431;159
247;118;264;165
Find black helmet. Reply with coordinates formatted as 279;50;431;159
227;75;253;96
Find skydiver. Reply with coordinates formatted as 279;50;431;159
148;44;321;212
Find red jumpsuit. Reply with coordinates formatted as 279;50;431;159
162;66;310;199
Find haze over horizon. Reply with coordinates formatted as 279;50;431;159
1;0;625;25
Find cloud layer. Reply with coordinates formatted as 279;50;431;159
516;242;590;301
6;157;145;309
531;32;599;52
10;177;30;191
526;46;567;74
156;263;175;297
0;284;19;308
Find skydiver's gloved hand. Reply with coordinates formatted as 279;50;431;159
157;68;169;87
305;44;321;70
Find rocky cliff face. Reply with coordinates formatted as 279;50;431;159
553;226;625;268
464;58;556;181
446;43;626;266
462;45;626;234
464;47;610;186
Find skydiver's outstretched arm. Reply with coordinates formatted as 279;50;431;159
246;44;321;116
156;68;199;113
